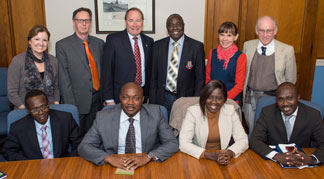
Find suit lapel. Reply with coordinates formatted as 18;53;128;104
121;30;135;64
140;34;149;67
71;34;91;72
110;105;122;153
218;106;232;149
49;111;59;158
177;35;189;82
26;115;44;158
139;108;148;152
162;38;171;83
289;103;305;142
274;106;289;143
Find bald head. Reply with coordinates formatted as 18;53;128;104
120;82;144;117
255;16;277;46
121;82;143;96
276;82;299;116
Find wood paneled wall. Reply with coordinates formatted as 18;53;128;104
0;0;46;67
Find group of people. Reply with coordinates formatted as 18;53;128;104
3;6;324;170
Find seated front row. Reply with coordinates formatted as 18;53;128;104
179;80;249;165
3;89;81;161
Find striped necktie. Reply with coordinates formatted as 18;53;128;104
41;125;53;159
166;42;179;92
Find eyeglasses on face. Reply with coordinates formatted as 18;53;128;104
74;19;91;24
29;104;49;114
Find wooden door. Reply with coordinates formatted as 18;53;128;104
205;0;320;100
0;0;46;67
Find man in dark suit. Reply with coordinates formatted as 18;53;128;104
56;7;104;135
250;82;324;166
101;7;153;105
149;14;205;114
3;90;81;161
78;82;178;170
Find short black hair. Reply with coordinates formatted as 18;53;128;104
199;80;227;116
166;13;184;26
72;7;92;19
124;7;144;20
25;89;49;108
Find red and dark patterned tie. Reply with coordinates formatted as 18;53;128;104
133;37;142;85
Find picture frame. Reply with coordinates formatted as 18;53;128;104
95;0;155;34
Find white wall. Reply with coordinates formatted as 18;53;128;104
45;0;205;55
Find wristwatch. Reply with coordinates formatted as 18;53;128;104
147;152;156;161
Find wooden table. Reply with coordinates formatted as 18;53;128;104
0;149;323;178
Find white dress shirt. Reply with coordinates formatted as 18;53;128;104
117;110;142;154
257;39;275;56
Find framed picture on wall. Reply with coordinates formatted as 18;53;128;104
95;0;155;34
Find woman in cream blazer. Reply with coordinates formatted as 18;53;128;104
179;80;248;165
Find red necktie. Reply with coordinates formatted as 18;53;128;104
133;37;142;85
83;41;100;91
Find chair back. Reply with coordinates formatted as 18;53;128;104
0;68;10;135
169;97;242;136
7;104;80;134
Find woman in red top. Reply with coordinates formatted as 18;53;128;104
205;22;246;105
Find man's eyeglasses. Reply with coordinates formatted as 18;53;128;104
29;104;49;114
257;29;274;34
74;19;91;24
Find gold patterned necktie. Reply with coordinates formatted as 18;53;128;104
166;42;179;92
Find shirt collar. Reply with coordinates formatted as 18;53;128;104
127;32;142;41
258;39;274;48
120;109;140;123
34;116;51;130
281;106;299;119
169;35;185;46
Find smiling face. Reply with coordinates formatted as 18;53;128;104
120;83;144;117
26;94;49;125
73;10;91;38
256;16;277;46
28;32;48;58
206;88;225;114
276;84;298;116
125;10;143;36
167;15;184;42
219;32;238;50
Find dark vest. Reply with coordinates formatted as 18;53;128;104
210;49;242;104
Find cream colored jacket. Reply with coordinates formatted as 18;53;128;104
179;104;248;159
242;39;297;105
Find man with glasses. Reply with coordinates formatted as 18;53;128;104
56;7;104;135
242;16;297;134
3;89;81;161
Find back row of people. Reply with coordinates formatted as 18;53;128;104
7;7;296;137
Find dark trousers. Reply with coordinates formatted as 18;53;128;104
79;91;101;136
163;91;178;117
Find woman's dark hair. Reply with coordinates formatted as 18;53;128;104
218;21;238;35
199;80;227;116
27;25;50;41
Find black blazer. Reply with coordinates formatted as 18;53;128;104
149;35;205;105
250;102;324;162
3;109;82;161
101;30;153;103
